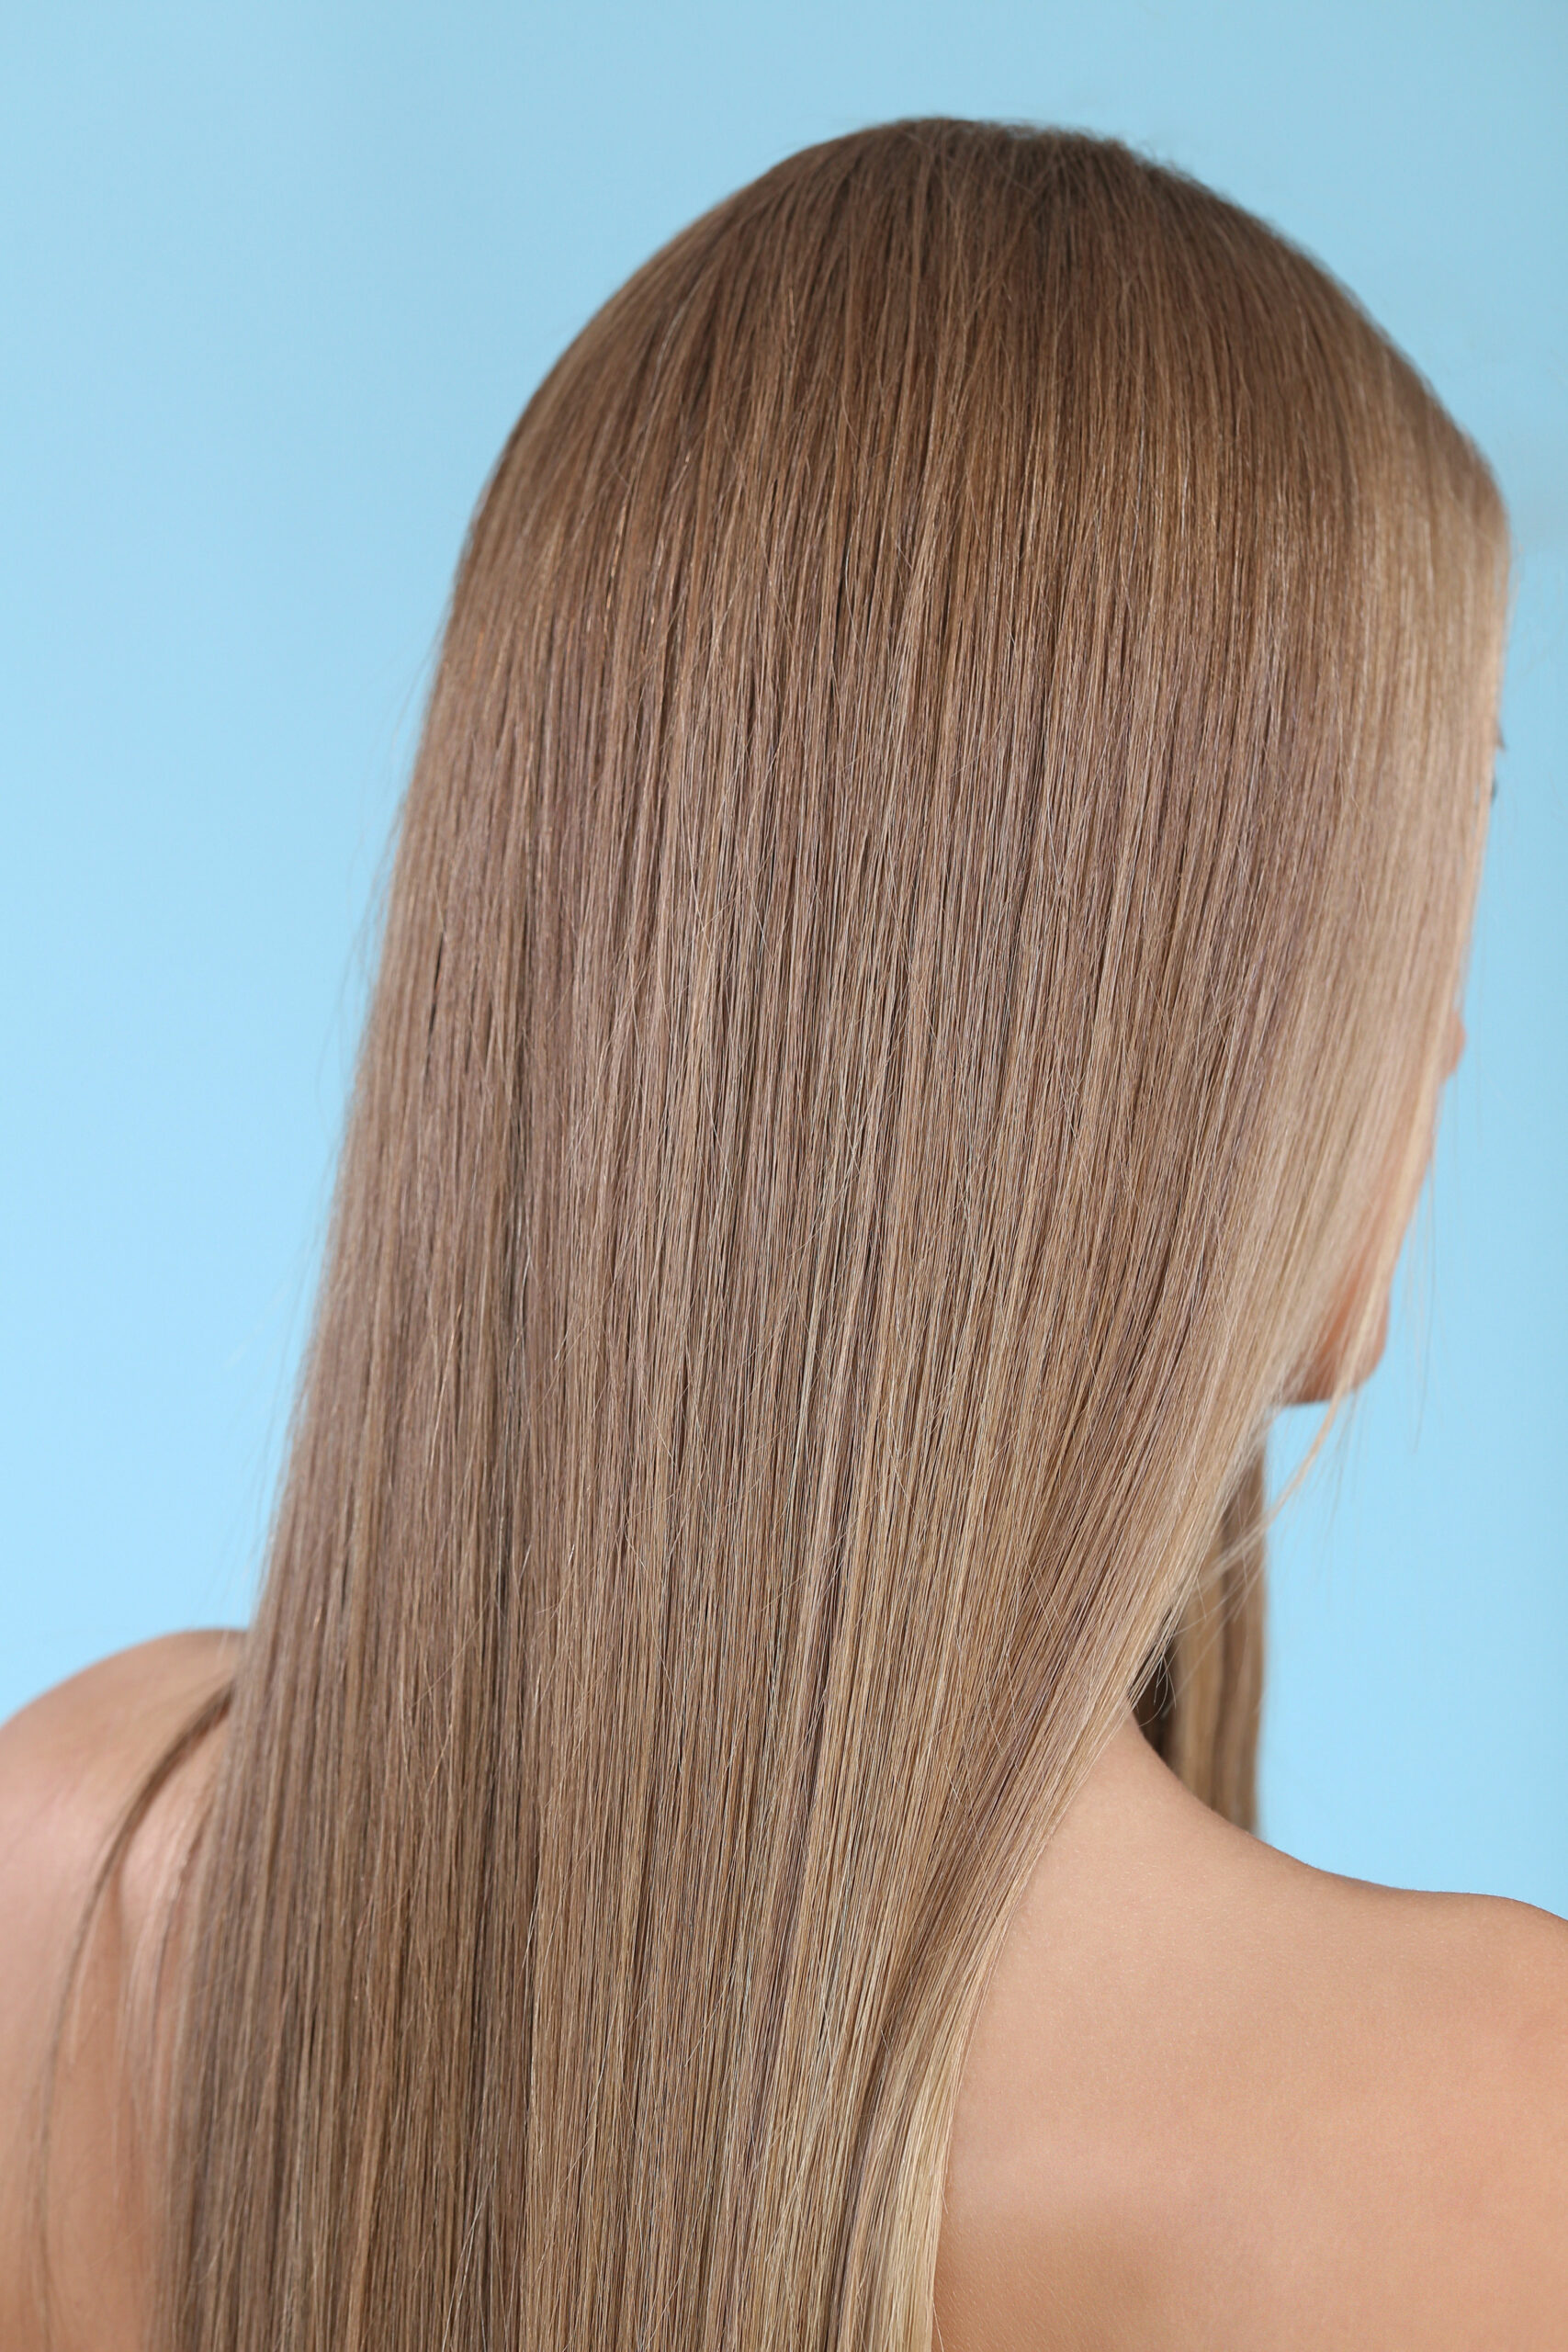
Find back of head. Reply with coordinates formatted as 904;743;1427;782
158;119;1508;2352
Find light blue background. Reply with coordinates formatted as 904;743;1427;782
4;3;1563;1910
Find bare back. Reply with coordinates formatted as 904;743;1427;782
3;1636;1565;2348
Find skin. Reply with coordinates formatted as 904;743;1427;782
4;1021;1565;2346
936;1710;1568;2348
0;1632;238;2351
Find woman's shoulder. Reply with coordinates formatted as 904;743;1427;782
0;1631;242;1977
935;1717;1568;2350
0;1626;240;1790
0;1631;241;2351
4;1655;1562;2348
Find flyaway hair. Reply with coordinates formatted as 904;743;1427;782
88;118;1508;2352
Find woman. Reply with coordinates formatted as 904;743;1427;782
2;118;1562;2350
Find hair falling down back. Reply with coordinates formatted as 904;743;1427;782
139;118;1506;2352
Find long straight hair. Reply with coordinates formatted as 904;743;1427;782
132;119;1506;2351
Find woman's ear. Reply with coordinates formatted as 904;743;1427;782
1283;1234;1392;1407
1284;1005;1466;1407
1443;1008;1467;1079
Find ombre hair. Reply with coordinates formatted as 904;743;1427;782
60;117;1510;2352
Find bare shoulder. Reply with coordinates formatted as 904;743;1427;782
0;1628;241;1778
0;1626;240;1930
1407;1876;1568;2067
1247;1872;1568;2347
1369;1878;1568;2324
0;1632;242;2350
935;1720;1568;2351
0;1631;243;1964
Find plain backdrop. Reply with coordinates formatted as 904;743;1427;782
3;1;1563;1910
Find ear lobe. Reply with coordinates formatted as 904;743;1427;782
1443;1009;1467;1080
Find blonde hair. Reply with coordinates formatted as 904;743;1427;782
70;118;1512;2352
